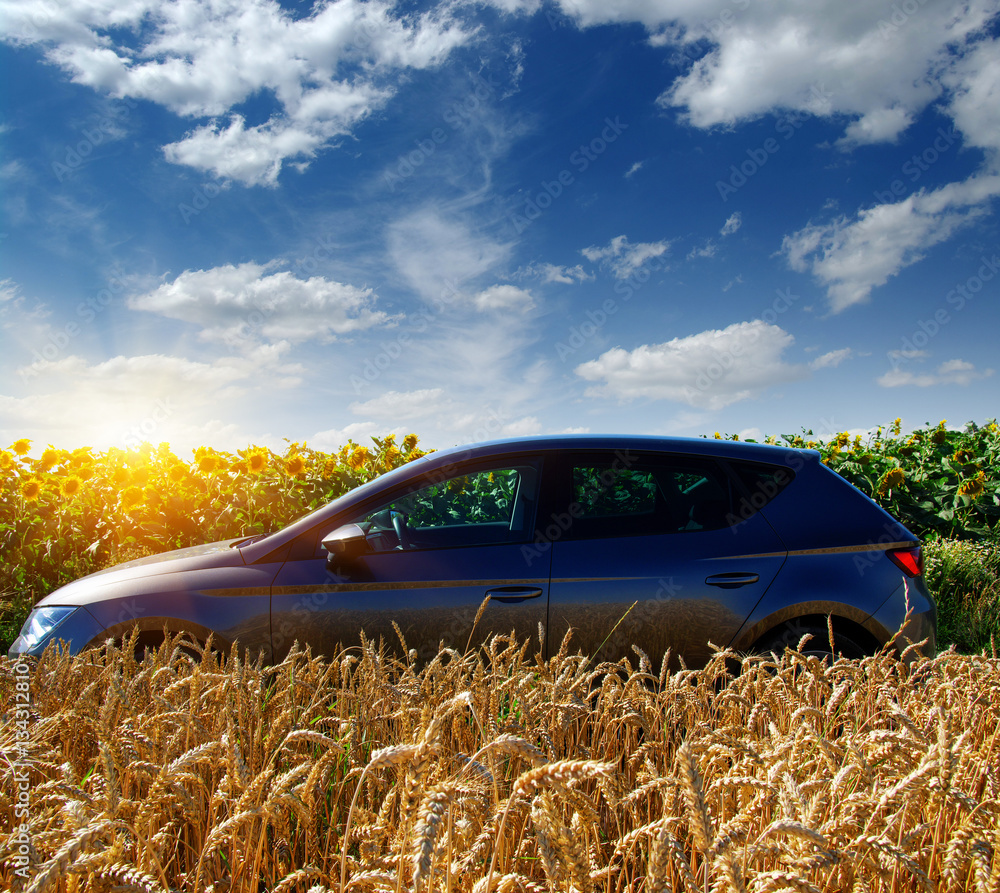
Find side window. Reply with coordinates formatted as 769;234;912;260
351;462;540;552
728;460;796;521
573;466;658;519
569;456;734;538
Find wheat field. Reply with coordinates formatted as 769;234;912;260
1;627;999;893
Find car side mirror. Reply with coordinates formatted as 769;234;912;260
322;523;370;566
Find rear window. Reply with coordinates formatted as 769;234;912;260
568;457;734;538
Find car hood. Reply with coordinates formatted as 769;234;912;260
37;538;248;607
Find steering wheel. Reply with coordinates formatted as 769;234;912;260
391;511;411;550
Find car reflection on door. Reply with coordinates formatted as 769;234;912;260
545;452;787;667
268;458;550;662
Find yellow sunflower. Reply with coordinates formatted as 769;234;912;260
285;455;306;476
953;449;975;464
403;433;419;451
77;466;95;482
958;475;985;498
61;476;82;497
198;453;220;474
120;486;144;510
12;438;31;456
0;451;13;471
22;479;42;501
247;450;268;474
348;446;369;471
169;463;188;483
878;468;906;493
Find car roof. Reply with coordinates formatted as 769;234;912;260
241;433;819;562
424;433;817;465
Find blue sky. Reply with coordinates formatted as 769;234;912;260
1;0;998;454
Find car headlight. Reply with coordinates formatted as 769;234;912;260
19;606;77;649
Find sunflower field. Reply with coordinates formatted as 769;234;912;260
1;421;998;653
0;434;427;650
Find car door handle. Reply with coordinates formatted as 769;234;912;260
705;573;760;588
486;586;544;603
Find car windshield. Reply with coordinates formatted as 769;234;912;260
254;452;437;541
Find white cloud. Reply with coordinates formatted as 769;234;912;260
838;105;914;148
575;320;808;409
720;211;742;236
6;0;476;185
2;348;303;450
687;241;716;260
581;234;671;279
526;263;593;284
810;348;853;369
0;279;22;304
518;1;1000;309
887;348;930;362
645;1;997;137
388;206;513;301
625;160;645;178
781;176;1000;312
127;262;393;344
943;36;1000;155
878;358;995;388
310;421;406;453
471;284;534;312
349;388;448;419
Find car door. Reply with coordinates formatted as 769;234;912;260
269;457;551;662
546;450;787;668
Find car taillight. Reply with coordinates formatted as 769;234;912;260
888;544;923;577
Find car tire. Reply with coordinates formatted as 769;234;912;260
757;621;868;662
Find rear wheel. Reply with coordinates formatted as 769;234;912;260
756;621;869;662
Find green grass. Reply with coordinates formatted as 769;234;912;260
924;537;1000;653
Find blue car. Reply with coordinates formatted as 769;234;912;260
9;435;936;665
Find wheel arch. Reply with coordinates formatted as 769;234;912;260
733;602;888;657
85;616;232;655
